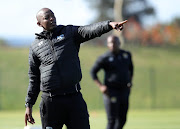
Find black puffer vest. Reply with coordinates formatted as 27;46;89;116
31;25;82;93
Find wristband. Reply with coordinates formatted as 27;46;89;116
25;103;33;108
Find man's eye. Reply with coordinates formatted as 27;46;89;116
44;16;49;20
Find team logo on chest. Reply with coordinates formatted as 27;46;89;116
38;41;43;46
123;53;128;59
108;57;114;62
111;97;117;103
57;34;65;42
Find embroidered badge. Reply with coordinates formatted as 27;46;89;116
57;34;65;41
38;41;43;46
108;57;114;62
111;97;117;103
123;53;128;59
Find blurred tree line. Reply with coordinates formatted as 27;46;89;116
0;39;7;47
86;0;180;46
86;0;154;24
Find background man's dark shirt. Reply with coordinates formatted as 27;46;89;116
91;49;133;90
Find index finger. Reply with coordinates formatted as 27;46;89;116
25;115;27;126
120;20;128;25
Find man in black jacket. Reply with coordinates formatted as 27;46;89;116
91;35;133;129
25;8;127;129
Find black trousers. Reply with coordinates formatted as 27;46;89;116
103;88;130;129
40;92;90;129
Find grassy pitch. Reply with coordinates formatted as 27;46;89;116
0;45;180;110
0;109;180;129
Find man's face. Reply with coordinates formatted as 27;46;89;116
37;9;57;31
107;37;120;52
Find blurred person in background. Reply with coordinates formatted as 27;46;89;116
24;8;128;129
91;35;134;129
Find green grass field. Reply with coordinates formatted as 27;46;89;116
0;109;180;129
0;44;180;110
0;44;180;129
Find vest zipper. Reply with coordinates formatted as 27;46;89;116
49;40;57;61
48;32;57;61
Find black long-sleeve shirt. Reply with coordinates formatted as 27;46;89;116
91;49;133;89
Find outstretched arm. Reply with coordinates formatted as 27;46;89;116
73;20;128;44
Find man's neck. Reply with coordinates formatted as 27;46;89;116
112;49;120;55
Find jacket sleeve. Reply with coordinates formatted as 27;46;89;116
90;56;105;80
129;53;134;81
25;46;40;105
73;20;113;44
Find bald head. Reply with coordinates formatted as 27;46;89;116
107;35;120;53
36;8;51;22
36;8;57;31
107;35;120;45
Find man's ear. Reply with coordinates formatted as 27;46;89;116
37;22;42;27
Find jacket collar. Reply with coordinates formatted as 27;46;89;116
108;49;121;56
35;25;63;39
